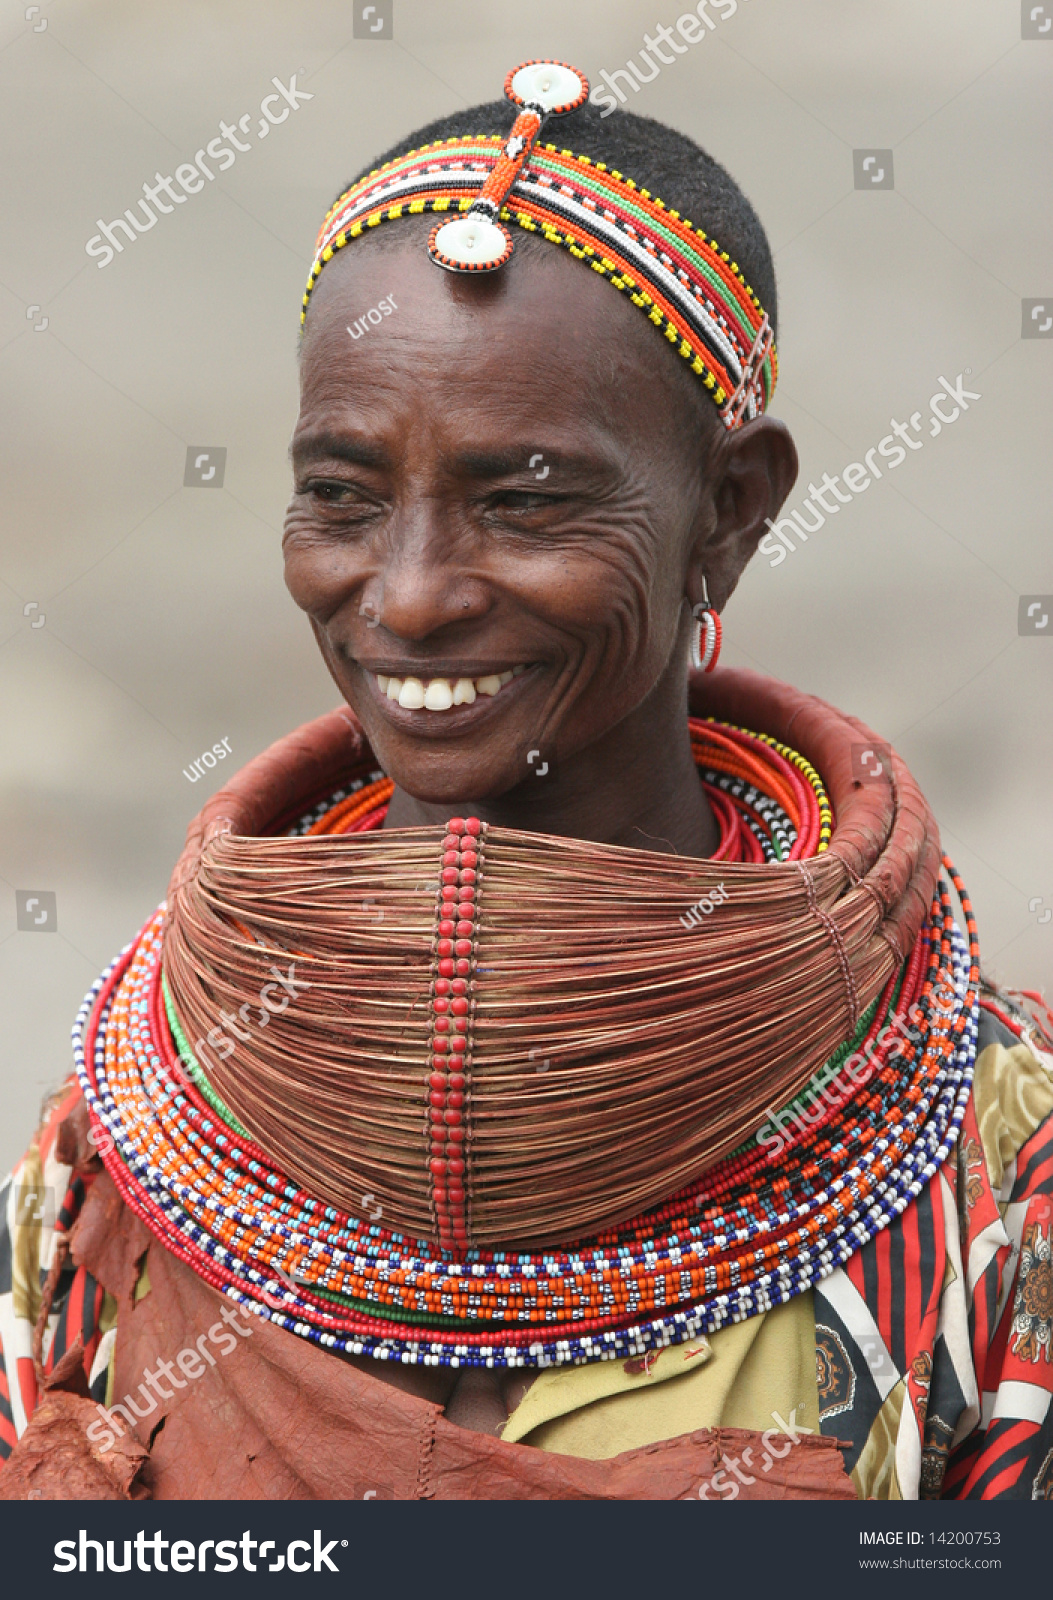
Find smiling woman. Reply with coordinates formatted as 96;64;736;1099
3;60;1053;1506
286;96;781;843
288;222;757;847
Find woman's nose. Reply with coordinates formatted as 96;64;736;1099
360;507;489;641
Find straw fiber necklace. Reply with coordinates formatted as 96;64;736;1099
74;672;980;1369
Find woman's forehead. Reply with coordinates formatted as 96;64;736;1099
298;232;708;446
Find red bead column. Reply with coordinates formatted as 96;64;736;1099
425;816;482;1252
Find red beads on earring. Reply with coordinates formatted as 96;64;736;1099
691;581;722;673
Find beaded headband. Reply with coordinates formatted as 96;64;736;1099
302;59;777;429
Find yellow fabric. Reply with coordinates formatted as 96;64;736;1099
504;1038;1053;1469
972;1042;1053;1195
10;1146;45;1326
852;1381;906;1501
134;1256;152;1304
503;1289;819;1460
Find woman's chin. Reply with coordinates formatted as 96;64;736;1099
345;670;563;805
383;755;521;809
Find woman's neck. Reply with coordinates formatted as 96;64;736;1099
383;679;720;859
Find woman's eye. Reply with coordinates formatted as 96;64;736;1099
305;480;364;505
493;490;555;512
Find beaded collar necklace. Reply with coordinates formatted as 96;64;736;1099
74;704;980;1370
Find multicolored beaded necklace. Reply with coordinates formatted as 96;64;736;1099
74;718;979;1369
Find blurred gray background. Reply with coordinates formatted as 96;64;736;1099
1;0;1050;1171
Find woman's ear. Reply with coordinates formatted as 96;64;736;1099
686;416;799;612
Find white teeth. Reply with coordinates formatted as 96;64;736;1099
377;668;527;709
424;679;454;710
398;677;426;709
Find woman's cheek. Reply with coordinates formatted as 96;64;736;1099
282;519;354;615
281;539;322;613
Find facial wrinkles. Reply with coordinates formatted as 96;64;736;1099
293;389;666;614
497;490;683;760
292;470;689;756
572;510;666;678
287;239;712;774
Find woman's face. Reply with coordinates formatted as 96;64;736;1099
284;230;739;804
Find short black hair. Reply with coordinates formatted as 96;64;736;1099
334;98;777;338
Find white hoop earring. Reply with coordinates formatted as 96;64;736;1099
689;579;722;673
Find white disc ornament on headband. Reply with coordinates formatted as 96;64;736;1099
429;215;513;273
507;61;588;114
426;59;589;275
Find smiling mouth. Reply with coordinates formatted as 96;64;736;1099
373;664;528;712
